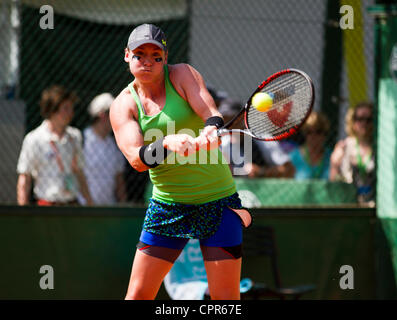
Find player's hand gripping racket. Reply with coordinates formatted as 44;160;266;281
218;68;315;141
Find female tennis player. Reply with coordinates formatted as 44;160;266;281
110;24;251;300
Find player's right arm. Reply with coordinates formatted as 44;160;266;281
110;89;149;172
111;89;199;171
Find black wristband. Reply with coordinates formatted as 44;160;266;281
139;138;170;168
204;116;224;129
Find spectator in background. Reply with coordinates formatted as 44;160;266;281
216;96;295;178
329;101;375;204
80;93;127;205
289;111;331;180
16;85;93;206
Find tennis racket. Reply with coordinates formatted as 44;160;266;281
218;68;315;141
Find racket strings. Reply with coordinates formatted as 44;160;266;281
251;82;307;133
247;72;312;139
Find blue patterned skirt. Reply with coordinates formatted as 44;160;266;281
143;193;243;239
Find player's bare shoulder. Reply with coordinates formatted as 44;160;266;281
169;63;199;80
110;87;139;122
168;63;202;99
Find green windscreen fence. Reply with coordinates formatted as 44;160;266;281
378;79;397;219
144;179;358;207
0;206;379;300
371;2;397;297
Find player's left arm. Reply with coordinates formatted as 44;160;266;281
170;64;222;149
171;63;221;120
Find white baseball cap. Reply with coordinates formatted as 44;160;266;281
88;93;114;117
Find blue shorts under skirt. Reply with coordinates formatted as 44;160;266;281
139;206;243;249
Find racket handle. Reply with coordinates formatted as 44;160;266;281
216;129;229;137
217;128;254;139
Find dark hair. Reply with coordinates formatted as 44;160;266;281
39;85;78;119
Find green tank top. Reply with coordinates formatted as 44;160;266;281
129;65;236;204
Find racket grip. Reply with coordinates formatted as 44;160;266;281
216;129;229;137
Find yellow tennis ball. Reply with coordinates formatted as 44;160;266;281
252;92;273;112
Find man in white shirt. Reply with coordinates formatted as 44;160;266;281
80;93;127;205
17;85;93;205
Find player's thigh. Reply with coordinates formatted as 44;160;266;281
204;257;242;299
199;206;243;299
126;249;175;299
204;257;242;283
